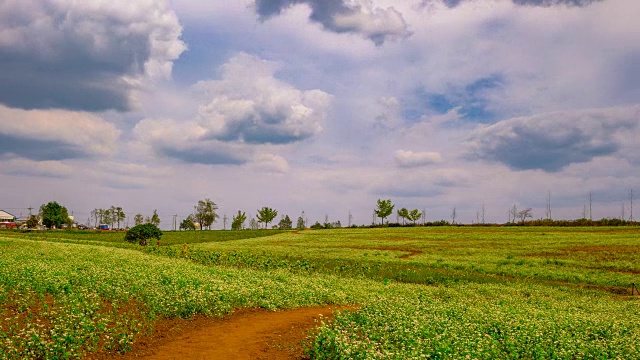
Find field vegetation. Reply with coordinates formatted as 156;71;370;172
1;226;640;359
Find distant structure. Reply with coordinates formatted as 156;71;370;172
0;210;17;228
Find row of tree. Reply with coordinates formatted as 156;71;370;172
374;199;423;225
90;207;160;229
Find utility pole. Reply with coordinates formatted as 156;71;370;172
348;211;353;227
223;214;228;230
630;189;635;222
546;191;552;220
588;192;593;221
481;204;485;224
422;208;426;225
173;214;177;231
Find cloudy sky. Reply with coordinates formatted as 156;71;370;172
1;0;639;228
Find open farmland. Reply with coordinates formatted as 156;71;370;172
1;227;640;359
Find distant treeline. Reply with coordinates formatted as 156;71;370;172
358;218;638;228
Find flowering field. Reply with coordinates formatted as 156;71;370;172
1;227;640;359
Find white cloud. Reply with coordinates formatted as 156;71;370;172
0;105;121;160
0;158;74;178
194;53;332;144
394;150;442;167
254;0;411;45
248;154;291;174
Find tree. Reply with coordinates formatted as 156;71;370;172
134;213;144;226
451;207;457;225
408;209;422;225
231;211;247;230
26;215;39;229
374;199;394;224
517;208;533;224
256;207;278;229
124;223;162;246
249;218;259;230
104;208;112;228
509;205;518;223
194;198;219;230
116;207;125;230
40;201;70;229
296;216;306;229
150;209;161;227
90;209;99;228
397;208;409;225
278;215;292;230
180;215;196;231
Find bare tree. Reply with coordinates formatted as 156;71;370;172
451;207;457;225
517;208;533;224
509;205;518;223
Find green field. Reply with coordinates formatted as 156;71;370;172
1;227;640;359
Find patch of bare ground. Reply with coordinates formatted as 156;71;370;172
99;305;351;360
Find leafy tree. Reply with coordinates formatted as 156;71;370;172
296;216;305;230
278;215;292;230
40;201;70;229
194;198;218;230
310;221;324;229
124;223;162;246
180;215;196;231
26;215;39;229
115;207;125;230
103;208;112;228
374;199;394;225
397;207;409;225
256;207;278;229
150;209;161;227
408;209;422;224
134;213;144;226
231;211;247;230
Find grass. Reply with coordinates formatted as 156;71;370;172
1;226;640;359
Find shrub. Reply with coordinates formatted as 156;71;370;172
124;223;163;246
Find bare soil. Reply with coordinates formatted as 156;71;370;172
101;305;346;360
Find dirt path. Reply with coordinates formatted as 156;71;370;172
109;306;345;360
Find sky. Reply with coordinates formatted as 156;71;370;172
1;0;639;228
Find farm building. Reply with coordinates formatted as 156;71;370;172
0;210;16;228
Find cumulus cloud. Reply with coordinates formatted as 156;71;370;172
134;53;332;166
436;0;601;7
248;154;291;174
467;106;640;172
0;0;185;111
194;53;332;145
0;158;74;178
0;105;120;161
133;119;249;165
255;0;411;45
394;150;442;168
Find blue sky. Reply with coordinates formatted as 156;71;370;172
0;0;638;228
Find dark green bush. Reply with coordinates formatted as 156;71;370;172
124;223;163;246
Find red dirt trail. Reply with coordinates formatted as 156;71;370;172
108;305;346;360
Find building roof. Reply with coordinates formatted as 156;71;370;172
0;210;15;221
